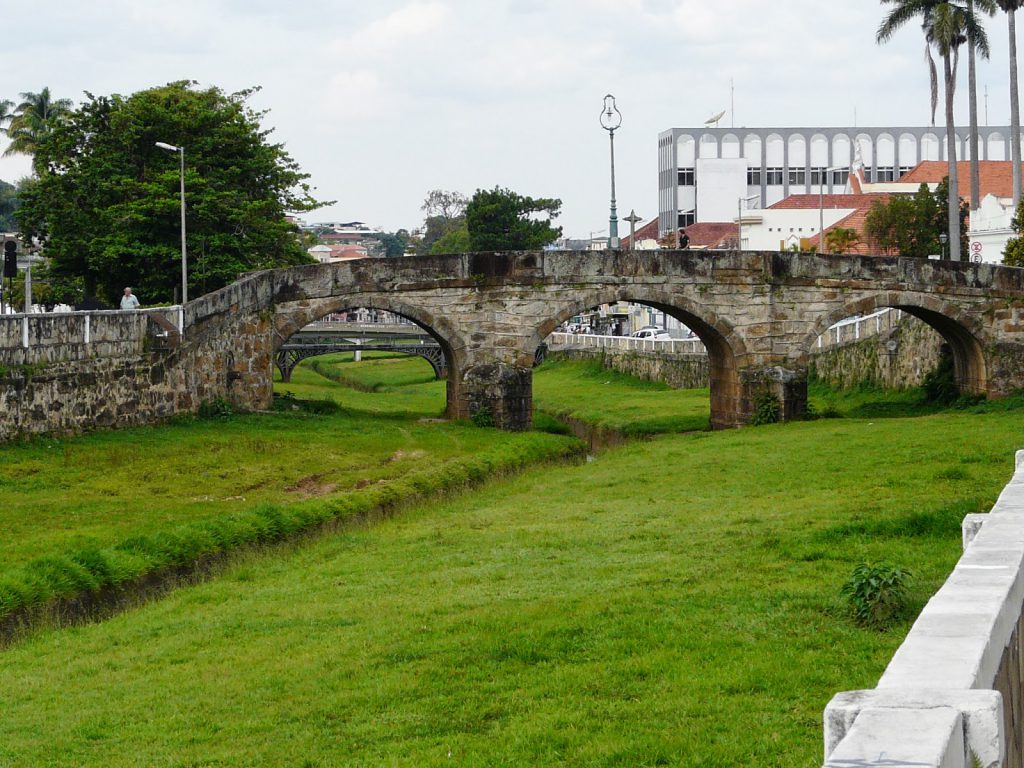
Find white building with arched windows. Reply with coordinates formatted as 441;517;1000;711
657;125;1020;236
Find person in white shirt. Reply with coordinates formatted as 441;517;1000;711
120;287;140;310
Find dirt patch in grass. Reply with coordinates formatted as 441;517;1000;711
285;474;339;499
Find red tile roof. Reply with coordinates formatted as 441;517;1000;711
620;219;659;248
772;193;894;255
897;160;1024;199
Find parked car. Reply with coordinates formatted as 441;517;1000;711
630;327;672;340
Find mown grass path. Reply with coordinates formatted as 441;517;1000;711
0;353;1020;765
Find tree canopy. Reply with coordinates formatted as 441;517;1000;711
16;81;326;303
465;186;562;251
863;180;964;257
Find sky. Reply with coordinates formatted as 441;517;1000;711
0;0;1020;240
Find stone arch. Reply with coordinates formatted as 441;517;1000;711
531;287;749;429
798;292;988;395
272;294;466;418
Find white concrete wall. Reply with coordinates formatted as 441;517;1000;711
695;158;748;222
824;449;1024;768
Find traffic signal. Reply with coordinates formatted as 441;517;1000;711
3;240;16;278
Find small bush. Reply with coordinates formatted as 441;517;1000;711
471;404;495;428
922;351;958;405
841;562;912;629
197;397;234;419
750;392;781;426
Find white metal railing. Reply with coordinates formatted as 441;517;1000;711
547;332;706;355
816;308;901;351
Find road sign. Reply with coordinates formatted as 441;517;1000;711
970;241;983;255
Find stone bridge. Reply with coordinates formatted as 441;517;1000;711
179;249;1024;430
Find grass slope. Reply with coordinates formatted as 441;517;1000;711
0;354;1020;765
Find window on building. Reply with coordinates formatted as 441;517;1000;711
677;210;695;228
875;167;895;182
789;168;806;186
899;165;913;178
831;168;850;185
746;167;761;185
766;167;784;185
677;167;695;185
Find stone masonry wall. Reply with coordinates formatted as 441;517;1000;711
809;315;945;390
551;348;710;389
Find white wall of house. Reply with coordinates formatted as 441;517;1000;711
737;208;855;250
695;158;748;222
968;193;1014;264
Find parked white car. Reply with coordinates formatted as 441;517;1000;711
630;327;672;340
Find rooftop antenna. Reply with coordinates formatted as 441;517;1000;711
705;109;726;128
730;78;735;128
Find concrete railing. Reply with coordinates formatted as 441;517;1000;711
824;449;1024;768
0;307;182;364
547;332;706;355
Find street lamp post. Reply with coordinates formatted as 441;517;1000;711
939;232;948;260
818;166;847;253
600;95;622;250
155;141;187;323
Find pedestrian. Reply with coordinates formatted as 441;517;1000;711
120;287;140;310
678;228;690;249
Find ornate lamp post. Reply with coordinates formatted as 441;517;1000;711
939;232;948;260
600;95;622;250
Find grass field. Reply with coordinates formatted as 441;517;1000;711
0;353;1020;765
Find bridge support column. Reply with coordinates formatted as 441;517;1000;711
738;364;807;424
460;362;532;431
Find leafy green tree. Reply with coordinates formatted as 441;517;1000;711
4;88;73;170
824;227;861;253
417;189;467;255
0;179;19;231
1002;198;1024;265
378;229;412;257
430;220;470;254
465;187;562;251
16;81;326;303
864;181;963;257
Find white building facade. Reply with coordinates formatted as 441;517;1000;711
657;125;1020;236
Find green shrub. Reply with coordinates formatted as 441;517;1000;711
922;351;958;405
750;392;781;426
197;397;234;419
471;404;495;428
841;562;912;629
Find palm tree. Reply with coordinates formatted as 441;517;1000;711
3;87;73;162
878;1;990;261
998;0;1024;207
967;0;998;212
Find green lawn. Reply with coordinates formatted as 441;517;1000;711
0;355;1020;765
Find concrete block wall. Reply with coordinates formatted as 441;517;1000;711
824;449;1024;768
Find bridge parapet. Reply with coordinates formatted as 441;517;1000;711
824;450;1024;768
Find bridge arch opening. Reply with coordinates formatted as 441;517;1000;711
272;299;463;419
535;293;747;430
804;297;987;397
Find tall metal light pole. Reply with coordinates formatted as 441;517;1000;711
155;142;188;316
600;95;622;250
